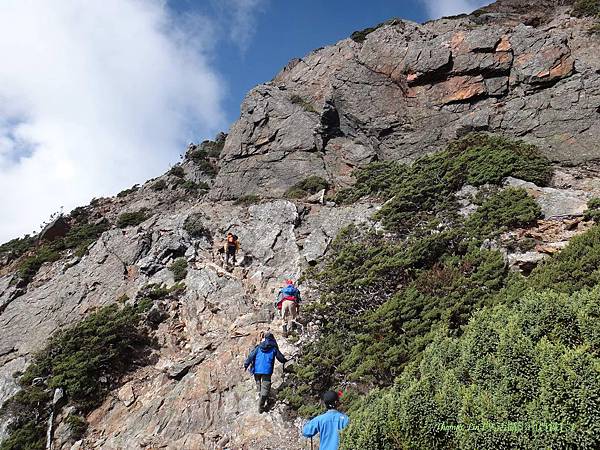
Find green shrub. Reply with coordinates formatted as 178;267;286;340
183;213;211;239
290;94;317;113
527;224;600;294
169;166;185;178
341;288;600;449
65;413;88;440
138;282;186;301
151;179;167;191
0;304;152;449
465;187;541;238
337;133;550;232
116;209;149;228
188;148;208;163
19;304;150;410
186;144;219;177
17;246;61;282
206;142;224;158
179;180;208;193
116;185;139;198
584;197;600;222
197;159;218;177
0;419;47;450
234;194;261;206
589;22;600;34
198;136;225;158
65;220;110;257
334;162;407;204
285;176;330;199
15;220;110;283
0;235;37;261
281;134;554;416
350;19;400;43
572;0;600;17
169;258;188;281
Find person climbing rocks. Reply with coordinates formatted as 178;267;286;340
223;232;240;266
302;391;349;450
244;332;288;413
275;279;301;337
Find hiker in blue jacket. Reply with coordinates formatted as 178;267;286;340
303;391;349;450
244;332;288;413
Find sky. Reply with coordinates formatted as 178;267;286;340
0;0;490;242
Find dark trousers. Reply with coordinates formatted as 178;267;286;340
254;374;272;398
225;246;236;264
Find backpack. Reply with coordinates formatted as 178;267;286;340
276;285;299;310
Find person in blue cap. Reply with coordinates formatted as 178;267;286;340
302;390;349;450
244;332;288;413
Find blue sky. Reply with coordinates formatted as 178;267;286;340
0;0;489;242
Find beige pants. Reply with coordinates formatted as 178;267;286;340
281;300;298;329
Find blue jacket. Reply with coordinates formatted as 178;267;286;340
303;409;349;450
275;284;302;308
244;335;287;375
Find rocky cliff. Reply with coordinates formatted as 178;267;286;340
211;0;600;200
1;1;600;449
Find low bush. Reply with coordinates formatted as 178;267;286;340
285;176;330;199
527;224;600;294
186;143;219;177
290;94;317;113
151;180;167;191
234;194;261;206
169;258;188;282
350;19;400;43
168;166;185;178
465;187;541;237
197;159;218;177
116;209;149;229
281;134;553;415
0;235;37;262
0;304;152;449
584;197;600;222
116;185;139;198
336;133;550;233
65;413;88;440
183;213;211;240
572;0;600;17
16;219;110;284
180;180;209;194
341;288;600;449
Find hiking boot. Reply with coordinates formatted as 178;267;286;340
258;395;268;413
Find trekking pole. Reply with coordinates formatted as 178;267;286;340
311;436;313;450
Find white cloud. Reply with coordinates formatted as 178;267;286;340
420;0;492;19
220;0;268;53
0;0;226;242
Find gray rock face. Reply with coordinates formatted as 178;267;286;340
0;194;372;449
210;9;600;200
